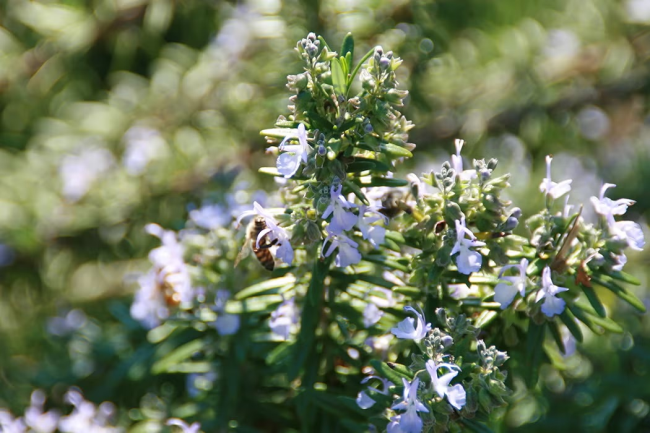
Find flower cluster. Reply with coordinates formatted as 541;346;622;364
356;307;508;433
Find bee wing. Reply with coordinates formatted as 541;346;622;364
234;240;251;268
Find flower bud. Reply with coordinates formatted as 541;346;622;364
502;216;518;232
304;220;322;244
479;168;491;182
364;123;373;133
385;89;408;105
316;196;330;214
379;57;391;70
441;335;454;348
317;144;327;156
487;158;498;171
435;307;447;324
509;207;522;219
494;351;509;366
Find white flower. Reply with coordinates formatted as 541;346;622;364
536;266;569;317
190;203;232;230
0;410;26;433
450;139;476;181
237;202;294;266
426;360;466;410
276;123;311;178
391;306;431;340
357;205;387;248
451;217;485;275
494;258;529;309
590;183;635;226
390;378;429;433
24;390;59;433
612;220;645;251
363;303;383;328
122;126;166;175
166;418;201;433
59;389;121;433
323;184;357;234
269;298;299;339
356;376;393;409
539;155;572;199
322;230;362;268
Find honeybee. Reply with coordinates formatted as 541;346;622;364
378;190;413;219
235;217;278;271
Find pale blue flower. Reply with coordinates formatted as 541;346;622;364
494;258;529;309
214;314;240;336
356;376;393;409
269;298;298;339
451;217;485;275
323;184;357;234
539;155;572;199
391;306;431;340
363;303;383;328
426;360;466;410
590;183;635;226
536;266;569;317
390;378;429;433
450;139;476;181
190;203;231;230
166;418;201;433
322;230;362;268
276;123;310;178
357;205;387;248
613;220;645;251
24;390;59;433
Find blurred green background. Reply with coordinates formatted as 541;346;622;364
1;0;649;431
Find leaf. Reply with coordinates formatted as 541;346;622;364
474;310;498;328
346;157;391;173
341;33;354;65
258;167;281;177
461;418;495;433
568;304;604;335
225;294;284;314
547;320;565;355
362;254;409;272
147;321;179;344
331;58;347;97
385;231;406;244
524;321;546;387
609;270;641;286
369;360;411;385
344;179;369;205
559;310;583;343
235;276;296;300
361;177;409;187
164;361;213;374
379;142;413;158
580;284;606;318
152;339;204;374
260;127;299;139
591;275;646;313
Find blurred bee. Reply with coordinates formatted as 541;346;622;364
235;217;277;271
378;190;413;219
